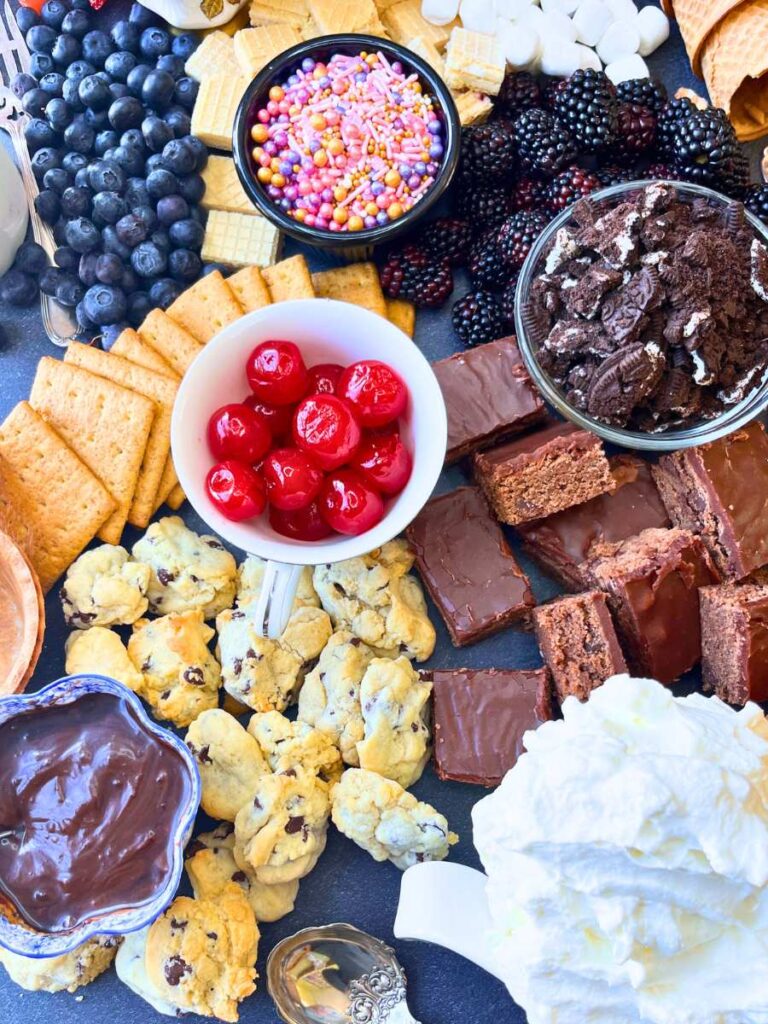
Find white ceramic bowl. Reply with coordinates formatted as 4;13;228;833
171;299;447;635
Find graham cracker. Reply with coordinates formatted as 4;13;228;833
249;0;309;29
228;266;272;312
262;254;315;302
165;484;186;511
311;262;387;317
0;451;38;568
234;25;303;77
405;34;445;76
386;298;415;337
452;89;493;126
307;0;385;33
201;155;257;215
0;402;115;592
139;308;205;376
63;343;179;529
29;358;155;546
167;271;245;345
111;328;179;378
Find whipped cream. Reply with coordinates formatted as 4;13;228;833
473;676;768;1024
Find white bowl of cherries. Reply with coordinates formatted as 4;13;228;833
171;298;447;637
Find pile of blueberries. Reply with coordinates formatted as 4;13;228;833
5;0;210;343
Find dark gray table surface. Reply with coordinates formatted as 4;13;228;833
0;7;759;1023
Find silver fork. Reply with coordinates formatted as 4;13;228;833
0;1;80;347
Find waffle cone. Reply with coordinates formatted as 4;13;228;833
665;0;746;75
701;0;768;140
0;529;44;695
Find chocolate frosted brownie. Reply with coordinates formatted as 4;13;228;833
533;591;627;704
517;454;670;589
700;572;768;705
652;420;768;581
432;337;547;464
427;667;553;786
473;420;613;526
587;528;720;683
406;486;535;647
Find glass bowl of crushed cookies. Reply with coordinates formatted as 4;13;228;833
232;34;460;250
515;180;768;451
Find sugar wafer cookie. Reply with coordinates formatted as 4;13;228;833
444;27;505;96
191;75;249;151
201;210;282;268
185;31;236;82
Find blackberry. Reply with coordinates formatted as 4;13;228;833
551;69;618;154
655;96;698;158
379;245;453;308
513;108;577;178
418;217;472;266
497;210;550;270
614;102;657;162
456;185;513;231
467;231;507;290
452;290;507;348
645;162;682;181
460;123;516;182
543;165;602;215
499;272;520;323
615;78;668;113
745;185;768;225
672;110;749;197
510;177;544;212
497;71;541;115
595;164;632;187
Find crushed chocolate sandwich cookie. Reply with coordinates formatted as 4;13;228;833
523;183;768;431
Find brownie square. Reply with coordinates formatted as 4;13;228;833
652;420;768;580
517;454;671;590
700;572;768;705
587;528;720;683
432;337;546;464
533;591;627;704
473;420;614;526
427;667;553;786
406;486;535;647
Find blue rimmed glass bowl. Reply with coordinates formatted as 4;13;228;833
0;674;200;958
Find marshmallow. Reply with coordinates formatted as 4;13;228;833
458;0;498;33
636;4;670;56
572;0;613;46
497;18;541;69
575;42;603;70
605;52;649;83
541;0;579;13
604;0;637;17
541;8;578;40
597;19;640;62
493;0;537;16
540;37;583;76
421;0;460;25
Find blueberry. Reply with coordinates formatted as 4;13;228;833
73;0;94;10
146;167;177;199
29;52;55;78
56;274;85;307
84;106;109;130
139;26;170;60
78;73;110;110
52;218;69;246
43;166;72;194
45;97;70;132
149;277;182;309
129;2;159;27
126;289;153;326
25;117;59;152
0;269;37;307
125;177;150;207
54;245;79;270
108;96;144;132
173;77;198;112
73;166;91;189
52;34;81;67
62;151;88;174
31;147;61;181
185;135;208;173
144;153;166;174
131;240;167;278
112;86;132;106
61;9;90;37
14;241;48;275
101;322;130;349
94;252;124;284
112;144;144;177
126;63;152;98
39;71;65;97
81;30;113;68
66;59;95;84
41;1;68;29
103;52;134;85
83;284;127;325
40;266;62;295
22;87;49;117
120;267;138;293
26;24;57;54
94;129;119;155
75;299;94;330
61;78;84;110
121;128;145;151
60;185;92;218
164;107;191;138
177;173;204;205
87;159;125;193
92;190;128;225
134;204;157;232
15;7;38;34
168;248;201;282
11;72;38;99
203;262;230;276
161;137;195;176
156;194;188;226
141;69;175;110
150;228;170;252
110;20;141;53
116;212;148;247
142;114;172;153
169;217;204;249
64;120;95;154
171;33;198;60
65;216;100;253
101;225;132;261
155;54;185;79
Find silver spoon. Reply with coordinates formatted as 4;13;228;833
267;923;422;1024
